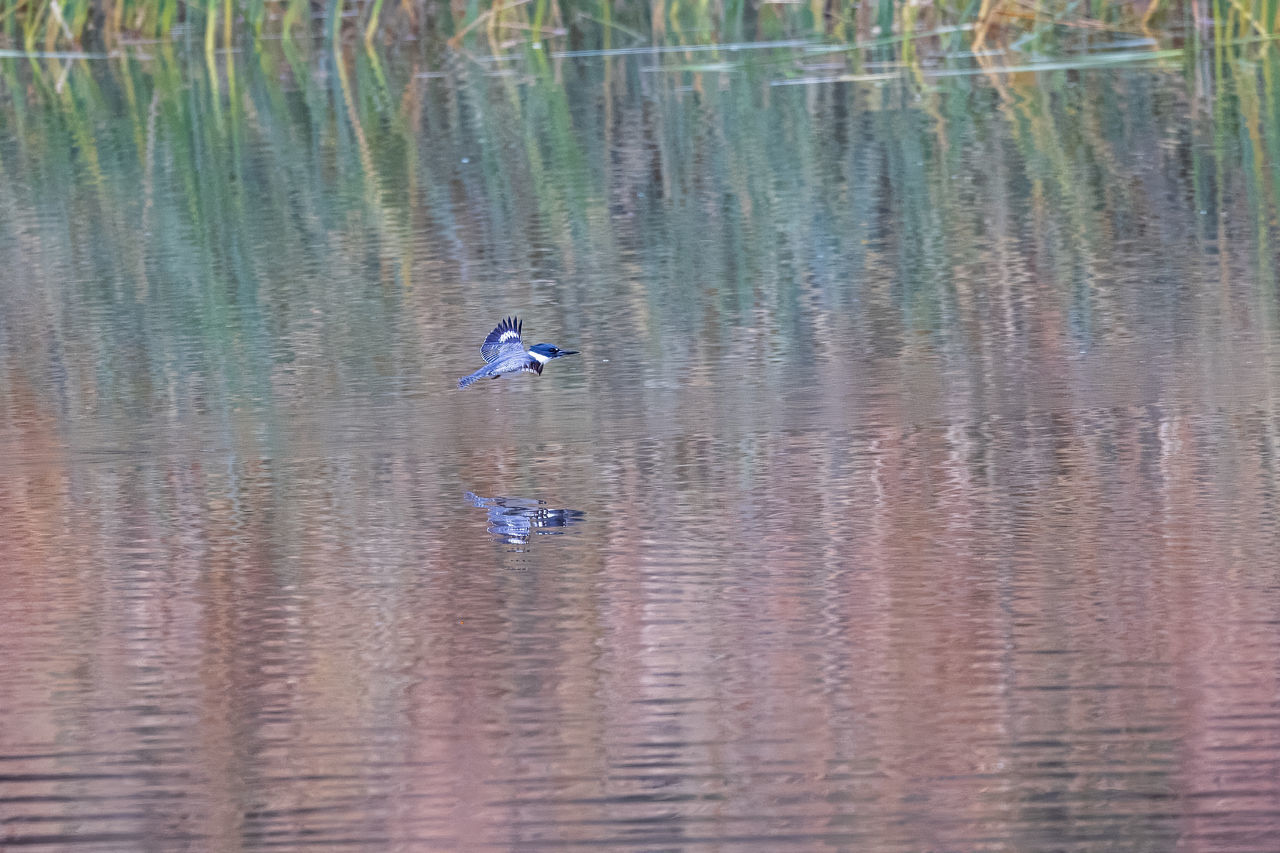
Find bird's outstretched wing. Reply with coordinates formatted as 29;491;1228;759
480;317;524;364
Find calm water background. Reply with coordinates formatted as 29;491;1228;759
3;42;1280;850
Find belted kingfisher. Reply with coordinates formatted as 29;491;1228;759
457;316;579;389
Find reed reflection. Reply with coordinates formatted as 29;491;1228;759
464;491;585;547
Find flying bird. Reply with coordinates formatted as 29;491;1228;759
457;316;579;389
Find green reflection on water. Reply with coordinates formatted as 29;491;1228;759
1;45;1279;451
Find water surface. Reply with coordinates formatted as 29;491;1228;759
3;44;1280;850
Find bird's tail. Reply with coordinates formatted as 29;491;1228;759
458;368;488;389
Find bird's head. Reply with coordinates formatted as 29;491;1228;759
529;343;579;363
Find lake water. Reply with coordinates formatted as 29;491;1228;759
4;42;1280;850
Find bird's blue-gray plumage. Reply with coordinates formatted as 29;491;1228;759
480;316;525;365
458;316;579;389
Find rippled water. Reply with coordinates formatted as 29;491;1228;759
4;44;1280;850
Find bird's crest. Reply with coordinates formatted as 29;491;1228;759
480;316;525;364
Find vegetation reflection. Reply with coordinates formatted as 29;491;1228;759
2;43;1280;434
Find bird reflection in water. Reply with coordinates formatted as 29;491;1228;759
464;492;585;547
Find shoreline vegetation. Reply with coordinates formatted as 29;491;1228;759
0;0;1276;61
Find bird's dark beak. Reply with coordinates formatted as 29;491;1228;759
558;349;580;357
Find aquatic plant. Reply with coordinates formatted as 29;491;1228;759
0;0;1271;57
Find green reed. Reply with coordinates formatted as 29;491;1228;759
0;0;1273;56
